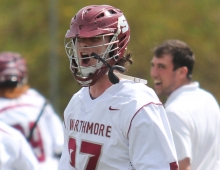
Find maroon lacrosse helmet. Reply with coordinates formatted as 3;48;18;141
0;52;28;87
64;5;130;86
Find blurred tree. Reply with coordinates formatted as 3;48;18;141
1;0;220;116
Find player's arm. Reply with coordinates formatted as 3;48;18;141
166;110;192;170
127;103;178;170
179;158;190;170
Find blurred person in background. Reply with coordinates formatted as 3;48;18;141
150;39;220;170
58;4;178;170
0;120;40;170
0;51;64;170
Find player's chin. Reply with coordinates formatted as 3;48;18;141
154;86;162;95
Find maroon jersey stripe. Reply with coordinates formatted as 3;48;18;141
0;104;36;114
127;102;163;139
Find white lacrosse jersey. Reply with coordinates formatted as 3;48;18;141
0;88;64;170
59;79;178;170
165;82;220;170
0;121;39;170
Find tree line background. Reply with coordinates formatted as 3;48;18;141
1;0;220;117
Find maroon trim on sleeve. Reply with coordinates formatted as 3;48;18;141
0;104;36;114
170;162;178;170
0;128;7;134
127;102;163;139
0;127;12;136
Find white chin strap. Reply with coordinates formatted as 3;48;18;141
78;66;97;77
106;72;148;85
77;60;104;77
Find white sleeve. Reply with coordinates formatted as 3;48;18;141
128;103;178;170
14;131;40;170
166;110;191;161
58;123;77;170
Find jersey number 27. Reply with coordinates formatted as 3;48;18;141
68;137;103;170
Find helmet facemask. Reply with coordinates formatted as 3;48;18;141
65;32;120;86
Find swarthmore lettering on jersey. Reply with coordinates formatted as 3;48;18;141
69;119;111;137
60;80;178;170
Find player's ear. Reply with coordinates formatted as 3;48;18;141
178;66;188;79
